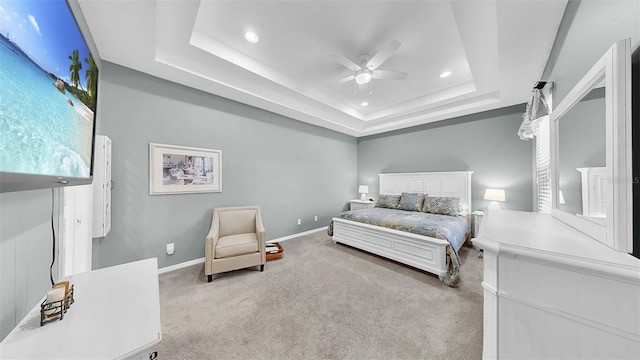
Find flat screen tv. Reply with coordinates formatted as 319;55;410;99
0;0;98;193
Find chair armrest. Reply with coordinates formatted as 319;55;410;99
255;208;266;235
205;231;219;255
255;210;266;263
205;211;220;274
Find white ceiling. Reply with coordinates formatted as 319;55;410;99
77;0;568;137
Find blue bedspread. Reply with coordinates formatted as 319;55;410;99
334;208;469;251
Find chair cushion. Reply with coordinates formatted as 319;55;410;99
215;233;259;259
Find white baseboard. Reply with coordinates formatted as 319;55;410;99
266;226;327;243
158;226;328;274
158;257;204;274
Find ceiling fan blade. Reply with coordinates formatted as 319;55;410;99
329;53;362;71
372;69;408;80
365;40;401;70
337;74;356;84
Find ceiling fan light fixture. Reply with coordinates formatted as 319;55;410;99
355;71;372;85
361;101;368;107
244;31;259;43
440;71;452;78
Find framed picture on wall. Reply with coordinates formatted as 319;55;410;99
149;143;222;195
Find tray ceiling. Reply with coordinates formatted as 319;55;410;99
78;0;568;137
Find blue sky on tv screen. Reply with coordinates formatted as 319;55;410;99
0;0;91;87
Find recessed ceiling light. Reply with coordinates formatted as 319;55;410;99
244;31;259;43
440;71;452;78
361;102;368;107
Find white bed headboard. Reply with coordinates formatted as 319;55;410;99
378;171;474;214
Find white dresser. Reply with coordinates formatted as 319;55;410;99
0;258;161;360
473;210;640;360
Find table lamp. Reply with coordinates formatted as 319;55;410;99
358;185;369;201
484;188;506;210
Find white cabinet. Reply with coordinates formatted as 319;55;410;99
473;210;640;359
57;135;111;276
92;135;112;238
59;185;93;276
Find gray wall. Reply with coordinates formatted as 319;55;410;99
93;62;357;269
0;190;56;340
542;0;639;103
357;105;533;212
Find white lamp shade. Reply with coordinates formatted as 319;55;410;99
484;188;506;202
358;185;369;201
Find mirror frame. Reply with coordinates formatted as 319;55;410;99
550;38;632;253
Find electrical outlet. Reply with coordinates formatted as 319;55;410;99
297;219;301;225
167;243;175;255
314;216;318;222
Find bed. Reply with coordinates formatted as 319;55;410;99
330;171;473;286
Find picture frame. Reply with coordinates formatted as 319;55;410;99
149;143;222;195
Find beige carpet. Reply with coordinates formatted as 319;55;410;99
156;230;484;359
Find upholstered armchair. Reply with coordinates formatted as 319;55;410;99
205;206;266;282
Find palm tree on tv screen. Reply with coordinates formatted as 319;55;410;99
68;49;82;89
84;53;97;109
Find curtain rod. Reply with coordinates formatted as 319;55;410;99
534;81;554;90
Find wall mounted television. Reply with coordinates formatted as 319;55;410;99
0;0;98;193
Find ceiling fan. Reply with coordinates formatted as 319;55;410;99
330;40;408;87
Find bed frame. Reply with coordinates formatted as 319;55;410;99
332;171;473;281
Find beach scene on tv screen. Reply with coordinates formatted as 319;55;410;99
0;0;97;178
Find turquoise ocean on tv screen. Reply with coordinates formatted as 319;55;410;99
0;35;93;178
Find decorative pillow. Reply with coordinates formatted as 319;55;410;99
396;192;426;212
422;196;460;216
375;195;401;209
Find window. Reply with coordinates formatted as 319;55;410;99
534;116;551;213
521;84;553;213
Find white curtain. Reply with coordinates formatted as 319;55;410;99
518;82;553;140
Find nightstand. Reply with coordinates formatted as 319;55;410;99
472;210;484;238
349;199;375;210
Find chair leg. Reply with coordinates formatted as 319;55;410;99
260;264;264;272
207;274;213;282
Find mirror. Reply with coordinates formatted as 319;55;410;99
550;38;632;253
557;87;606;222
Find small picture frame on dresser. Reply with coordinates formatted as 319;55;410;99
349;199;376;210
